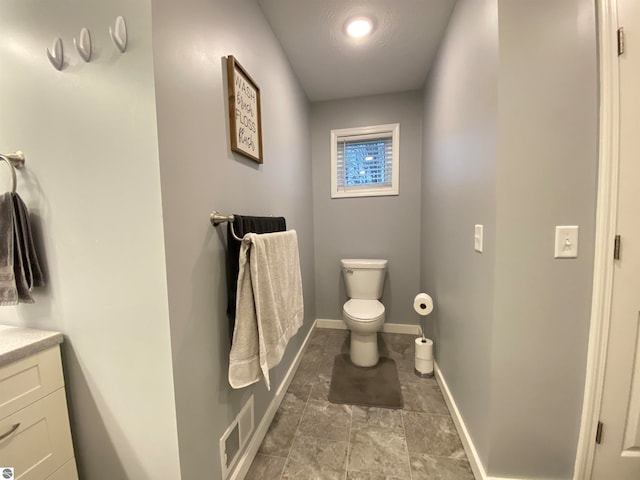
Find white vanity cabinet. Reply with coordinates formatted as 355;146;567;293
0;326;78;480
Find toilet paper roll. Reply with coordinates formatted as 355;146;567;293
413;293;433;316
415;357;434;375
415;337;433;360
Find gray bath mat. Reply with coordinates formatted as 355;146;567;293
328;354;404;409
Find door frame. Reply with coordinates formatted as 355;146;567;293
574;0;621;478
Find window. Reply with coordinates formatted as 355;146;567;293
331;123;400;198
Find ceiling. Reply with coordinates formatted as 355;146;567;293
257;0;457;102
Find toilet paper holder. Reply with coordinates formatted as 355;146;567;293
413;293;435;377
413;293;433;316
414;337;434;378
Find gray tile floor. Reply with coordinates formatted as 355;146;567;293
246;328;475;480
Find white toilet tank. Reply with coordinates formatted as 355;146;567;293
341;259;387;300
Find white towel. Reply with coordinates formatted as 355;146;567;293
228;230;304;390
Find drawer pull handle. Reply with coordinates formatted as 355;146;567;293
0;423;20;441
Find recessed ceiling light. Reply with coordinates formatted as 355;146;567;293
345;17;373;38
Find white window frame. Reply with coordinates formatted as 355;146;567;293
330;123;400;198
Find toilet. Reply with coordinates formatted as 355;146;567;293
341;258;387;367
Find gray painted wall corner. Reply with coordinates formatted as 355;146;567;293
311;91;423;326
422;0;598;477
421;0;499;468
0;0;182;477
487;0;598;477
151;0;314;478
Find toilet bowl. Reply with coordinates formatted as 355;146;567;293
343;299;385;367
341;259;387;367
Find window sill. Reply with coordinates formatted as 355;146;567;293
331;188;399;199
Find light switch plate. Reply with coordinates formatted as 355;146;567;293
554;226;579;258
474;224;483;253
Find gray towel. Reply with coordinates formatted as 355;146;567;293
12;193;43;302
228;230;304;390
0;192;18;305
227;215;286;336
15;194;44;287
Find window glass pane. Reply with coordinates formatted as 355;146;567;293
331;123;399;198
343;139;389;187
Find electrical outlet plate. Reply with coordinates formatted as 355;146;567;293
554;226;579;258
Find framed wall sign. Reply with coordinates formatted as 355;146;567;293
227;55;263;163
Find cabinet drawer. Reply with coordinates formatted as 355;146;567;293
0;347;64;420
0;389;74;480
46;458;78;480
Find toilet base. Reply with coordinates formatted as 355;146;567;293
349;332;379;367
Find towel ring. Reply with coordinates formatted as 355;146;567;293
0;154;17;194
0;151;25;194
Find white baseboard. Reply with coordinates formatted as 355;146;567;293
316;318;421;335
435;362;488;480
435;363;527;480
316;318;348;330
229;319;317;480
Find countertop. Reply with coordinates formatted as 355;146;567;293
0;325;64;367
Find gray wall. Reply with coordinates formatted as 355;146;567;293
151;0;315;478
422;0;598;477
488;1;598;477
421;0;498;467
0;1;181;478
311;92;423;324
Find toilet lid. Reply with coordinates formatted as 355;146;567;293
343;299;385;321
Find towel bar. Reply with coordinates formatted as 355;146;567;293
210;211;243;241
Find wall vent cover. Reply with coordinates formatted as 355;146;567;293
219;395;254;479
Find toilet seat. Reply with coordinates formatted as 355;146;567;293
343;299;385;322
